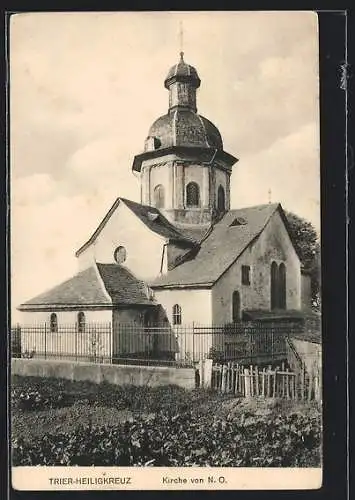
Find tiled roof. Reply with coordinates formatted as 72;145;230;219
172;224;210;243
18;263;155;310
164;54;201;89
96;263;155;306
150;203;281;287
75;198;197;257
18;267;111;310
148;110;223;150
120;198;199;244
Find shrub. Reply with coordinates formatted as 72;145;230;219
208;346;225;363
12;410;321;467
10;376;214;413
11;376;322;467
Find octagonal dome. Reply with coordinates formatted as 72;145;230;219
164;52;201;89
147;109;223;150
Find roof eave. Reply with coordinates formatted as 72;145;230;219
132;146;238;173
17;303;113;312
276;204;303;263
164;74;201;89
75;198;121;257
214;150;239;170
150;281;214;290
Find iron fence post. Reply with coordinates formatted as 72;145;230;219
14;323;21;358
75;323;78;362
192;322;195;365
110;322;113;364
271;325;274;362
44;323;47;360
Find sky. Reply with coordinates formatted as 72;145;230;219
10;11;320;320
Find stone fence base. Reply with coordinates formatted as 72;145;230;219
11;358;196;389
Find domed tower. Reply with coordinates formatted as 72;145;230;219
132;52;238;227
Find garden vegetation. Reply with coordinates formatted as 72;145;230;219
11;376;322;467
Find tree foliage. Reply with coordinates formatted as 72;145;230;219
285;211;321;310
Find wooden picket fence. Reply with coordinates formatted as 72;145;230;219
211;361;322;401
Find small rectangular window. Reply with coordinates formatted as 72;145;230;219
241;265;251;286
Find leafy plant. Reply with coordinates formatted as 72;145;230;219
11;375;321;467
22;350;36;359
11;376;213;413
208;346;225;363
12;410;321;467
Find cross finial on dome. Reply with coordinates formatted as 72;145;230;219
179;21;184;58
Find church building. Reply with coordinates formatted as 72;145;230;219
18;52;305;336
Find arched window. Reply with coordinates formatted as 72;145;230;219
232;291;241;323
77;312;86;333
172;304;182;325
186;182;200;207
217;185;226;212
270;261;279;310
279;263;286;310
50;313;58;333
154;184;165;209
271;262;287;310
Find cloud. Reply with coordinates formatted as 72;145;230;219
11;173;57;206
11;188;115;320
10;11;319;177
9;12;320;319
219;39;319;157
64;133;141;200
231;122;320;230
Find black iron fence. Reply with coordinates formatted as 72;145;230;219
10;321;307;367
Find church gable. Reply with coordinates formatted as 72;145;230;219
76;199;169;281
250;207;301;309
252;206;300;268
76;198;198;281
211;206;302;323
